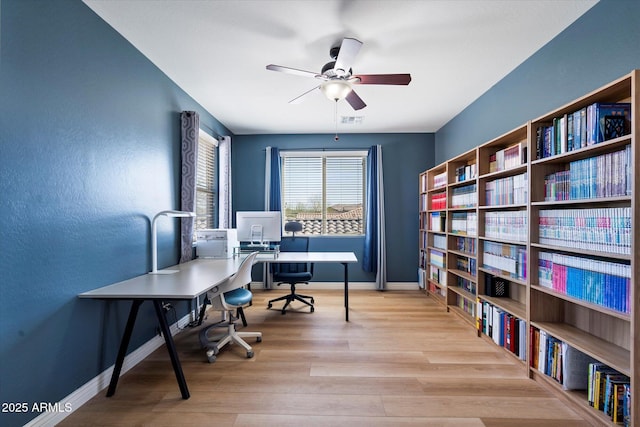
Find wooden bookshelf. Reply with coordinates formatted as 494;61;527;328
476;124;529;368
445;148;478;323
419;164;448;305
418;70;639;425
528;70;637;426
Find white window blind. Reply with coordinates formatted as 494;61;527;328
281;151;366;235
195;131;217;233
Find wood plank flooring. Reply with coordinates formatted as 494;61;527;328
60;289;592;426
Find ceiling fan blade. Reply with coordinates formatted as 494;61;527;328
353;73;412;85
288;86;320;104
345;89;366;111
334;38;363;74
266;64;322;79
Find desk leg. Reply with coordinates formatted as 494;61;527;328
343;263;349;322
152;300;190;399
107;300;142;397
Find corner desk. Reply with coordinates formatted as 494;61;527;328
78;252;357;399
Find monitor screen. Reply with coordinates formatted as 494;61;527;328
236;211;282;245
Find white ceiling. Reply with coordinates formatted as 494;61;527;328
83;0;598;135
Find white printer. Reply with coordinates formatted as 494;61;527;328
196;229;238;259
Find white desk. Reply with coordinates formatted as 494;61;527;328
78;252;357;399
260;252;357;321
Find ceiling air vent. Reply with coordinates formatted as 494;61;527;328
340;116;364;125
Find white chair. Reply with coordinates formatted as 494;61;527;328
199;251;262;363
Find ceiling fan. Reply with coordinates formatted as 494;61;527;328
266;37;411;110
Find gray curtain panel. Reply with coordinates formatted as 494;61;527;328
180;111;199;263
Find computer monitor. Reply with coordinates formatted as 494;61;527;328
236;211;282;247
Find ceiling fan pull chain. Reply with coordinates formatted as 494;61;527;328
334;100;340;141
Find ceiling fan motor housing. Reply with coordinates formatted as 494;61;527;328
322;61;352;78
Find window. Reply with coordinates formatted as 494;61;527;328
280;150;367;235
194;130;218;236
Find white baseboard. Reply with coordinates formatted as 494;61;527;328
252;281;420;291
24;310;194;427
25;282;419;426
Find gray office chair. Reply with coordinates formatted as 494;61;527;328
268;221;315;314
199;251;262;363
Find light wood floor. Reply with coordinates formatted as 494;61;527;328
60;289;591;426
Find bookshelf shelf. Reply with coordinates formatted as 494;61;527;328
477;267;527;286
448;286;475;301
530;196;631;206
447;249;477;260
530;243;632;262
531;284;631;321
531;321;630;376
447;206;476;211
478;163;528;180
478;236;527;246
419;70;638;425
479;295;525;320
448;269;476;283
478;203;527;210
427;278;446;289
530;134;631;166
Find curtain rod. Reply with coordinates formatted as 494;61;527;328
200;122;225;141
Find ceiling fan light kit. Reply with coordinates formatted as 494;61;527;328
320;80;352;101
266;37;411;111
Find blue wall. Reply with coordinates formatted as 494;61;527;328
436;0;640;163
2;0;639;425
233;133;435;283
0;1;230;425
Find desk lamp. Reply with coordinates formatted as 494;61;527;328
150;210;195;274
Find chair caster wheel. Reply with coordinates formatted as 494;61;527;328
257;336;262;342
281;309;286;315
206;349;217;363
310;307;315;313
247;351;254;359
267;303;272;309
311;298;315;303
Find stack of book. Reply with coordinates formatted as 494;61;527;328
455;163;477;182
450;212;477;236
433;234;446;250
429;265;447;287
588;362;630;424
456;276;475;294
451;184;477;208
485;172;528;206
531;330;596;389
430;191;447;210
479;301;526;360
538;207;632;255
455;236;476;255
535;102;630;159
433;171;447;189
484;210;527;243
538;252;631;313
455;256;477;277
429;212;446;232
429;249;445;268
482;241;527;280
543;144;631;201
488;142;527;172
